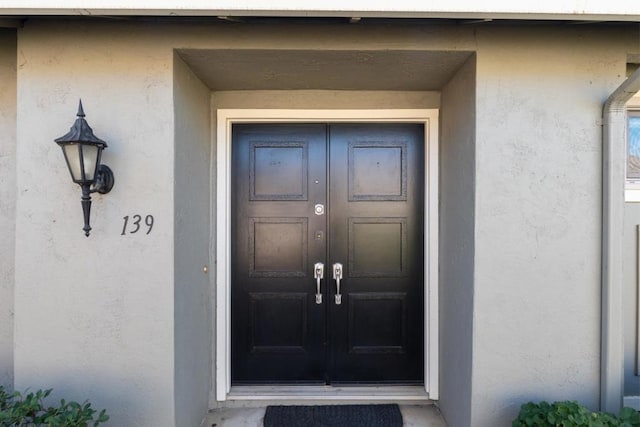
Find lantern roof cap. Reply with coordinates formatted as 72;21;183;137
54;100;107;147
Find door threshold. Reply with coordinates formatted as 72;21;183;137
227;385;430;401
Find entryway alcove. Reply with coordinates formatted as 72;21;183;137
172;44;476;424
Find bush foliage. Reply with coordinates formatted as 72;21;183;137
513;401;640;427
0;386;109;427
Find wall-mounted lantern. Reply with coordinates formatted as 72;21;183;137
55;100;114;237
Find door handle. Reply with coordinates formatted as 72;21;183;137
314;262;324;304
332;263;343;305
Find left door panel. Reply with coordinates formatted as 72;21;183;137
231;124;327;384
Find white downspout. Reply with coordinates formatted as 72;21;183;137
602;66;640;413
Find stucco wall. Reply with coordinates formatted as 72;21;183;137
439;55;476;427
472;26;634;425
13;20;466;426
14;21;176;425
0;28;16;391
173;53;212;426
11;18;640;427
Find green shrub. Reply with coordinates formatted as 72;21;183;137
513;400;640;427
0;385;109;427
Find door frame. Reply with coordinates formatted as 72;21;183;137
214;109;439;401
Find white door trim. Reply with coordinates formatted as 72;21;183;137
214;109;439;401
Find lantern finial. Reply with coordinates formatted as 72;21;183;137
77;99;85;118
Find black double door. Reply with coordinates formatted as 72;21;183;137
231;123;424;385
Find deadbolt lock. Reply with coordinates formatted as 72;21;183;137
314;204;325;215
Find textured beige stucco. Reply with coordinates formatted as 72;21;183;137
472;26;635;425
173;53;212;427
9;18;640;426
0;28;16;391
439;54;476;427
14;21;176;426
12;20;464;426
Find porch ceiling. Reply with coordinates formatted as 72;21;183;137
178;49;473;90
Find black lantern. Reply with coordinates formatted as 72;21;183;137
55;100;114;236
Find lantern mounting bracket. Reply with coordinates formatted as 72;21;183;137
90;164;114;194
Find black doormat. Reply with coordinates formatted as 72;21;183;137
263;404;403;427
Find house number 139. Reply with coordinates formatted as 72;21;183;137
121;214;154;235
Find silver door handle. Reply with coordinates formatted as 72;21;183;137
333;263;343;305
314;262;324;304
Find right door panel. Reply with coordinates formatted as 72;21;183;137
327;124;425;383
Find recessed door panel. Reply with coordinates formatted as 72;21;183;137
249;292;308;353
348;218;407;277
349;142;407;201
348;292;408;354
249;217;308;277
231;123;423;385
250;142;308;200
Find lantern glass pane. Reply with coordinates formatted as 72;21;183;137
81;144;99;181
62;144;83;182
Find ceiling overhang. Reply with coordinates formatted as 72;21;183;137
179;49;473;91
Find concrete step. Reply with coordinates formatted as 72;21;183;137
204;404;447;427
